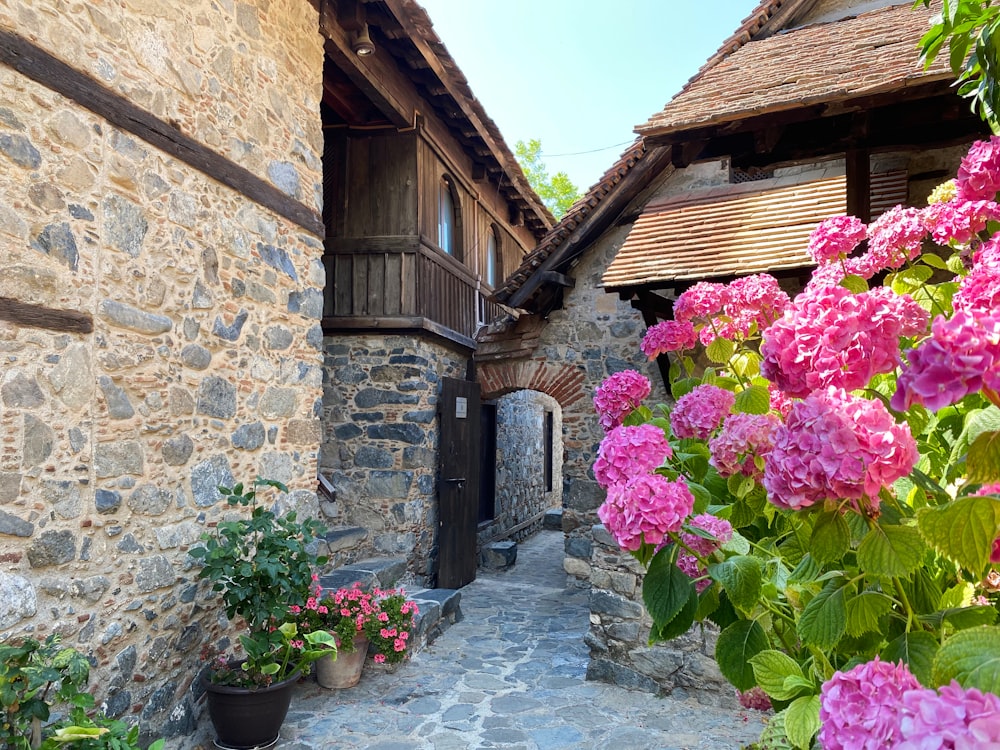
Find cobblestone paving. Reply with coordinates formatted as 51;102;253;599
186;530;764;749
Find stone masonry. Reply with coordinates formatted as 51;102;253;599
0;0;325;742
319;334;469;583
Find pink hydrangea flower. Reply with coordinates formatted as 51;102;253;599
864;205;928;272
769;383;795;417
956;135;1000;201
808;215;868;264
593;423;672;489
976;483;1000;496
598;474;696;551
674;281;729;323
593;370;652;432
764;387;917;510
670;384;736;440
737;687;773;712
953;262;1000;316
641;319;697;358
819;658;922;750
709;412;780;479
676;513;733;592
892;312;1000;412
896;682;1000;749
761;286;917;398
921;199;1000;245
719;273;790;341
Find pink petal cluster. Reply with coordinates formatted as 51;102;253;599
641;319;697;359
670;384;736;440
808;215;868;264
864;205;928;273
763;387;917;510
818;658;922;750
956;135;1000;201
921;199;1000;246
953;262;1000;316
676;513;733;592
593;424;672;489
895;682;1000;749
593;370;652;431
709;412;780;479
674;281;729;324
761;285;922;398
598;474;695;551
715;274;791;342
891;312;1000;412
737;686;773;712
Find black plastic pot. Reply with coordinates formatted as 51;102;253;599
202;670;300;750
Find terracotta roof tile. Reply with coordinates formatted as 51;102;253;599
602;170;907;288
637;3;949;138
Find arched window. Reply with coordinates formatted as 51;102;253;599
485;225;499;287
438;176;459;256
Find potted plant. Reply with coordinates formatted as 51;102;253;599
290;580;376;688
365;587;419;667
189;478;333;749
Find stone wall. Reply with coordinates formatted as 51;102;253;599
478;389;562;548
0;1;324;742
319;334;470;583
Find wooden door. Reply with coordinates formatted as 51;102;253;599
437;377;481;589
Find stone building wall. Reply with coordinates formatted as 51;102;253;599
0;1;324;742
319;334;470;583
478;389;563;548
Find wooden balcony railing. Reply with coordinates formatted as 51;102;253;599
322;235;507;343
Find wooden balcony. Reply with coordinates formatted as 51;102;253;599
322;235;506;346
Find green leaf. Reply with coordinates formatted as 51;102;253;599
708;556;763;613
642;550;697;629
750;650;808;701
932;626;1000;693
706;336;735;364
845;591;894;637
721;530;751;556
810;511;851;564
671;377;701;401
716;619;770;691
797;580;847;650
917;495;1000;572
882;630;939;686
891;264;935;294
943;605;998;630
785;695;822;750
733;385;770;415
652;585;699;642
839;274;869;294
920;251;951;270
856;523;926;578
686;481;712;514
967;430;1000;483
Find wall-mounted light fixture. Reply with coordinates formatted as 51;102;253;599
352;23;375;56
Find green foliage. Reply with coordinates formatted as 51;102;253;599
0;636;163;750
931;626;1000;693
189;478;329;685
917;0;1000;129
513;139;581;219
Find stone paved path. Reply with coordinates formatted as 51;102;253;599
185;530;764;749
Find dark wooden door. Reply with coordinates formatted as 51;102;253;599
437;377;481;589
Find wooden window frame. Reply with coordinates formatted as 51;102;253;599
438;174;462;260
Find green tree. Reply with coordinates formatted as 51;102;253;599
917;0;1000;130
514;138;581;220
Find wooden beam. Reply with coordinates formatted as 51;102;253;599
540;271;575;288
632;293;674;394
846;147;871;223
0;297;93;334
319;4;412;129
0;28;324;237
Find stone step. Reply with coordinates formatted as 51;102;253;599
319;526;368;555
481;540;517;570
543;507;563;530
404;587;463;651
317;557;407;591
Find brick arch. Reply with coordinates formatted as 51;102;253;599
477;359;586;408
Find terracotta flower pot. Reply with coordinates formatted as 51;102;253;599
315;636;368;689
202;669;300;750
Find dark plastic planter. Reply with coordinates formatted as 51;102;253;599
202;670;300;750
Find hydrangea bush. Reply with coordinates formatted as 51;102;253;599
593;137;1000;749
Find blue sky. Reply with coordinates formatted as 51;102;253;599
417;0;755;193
